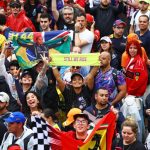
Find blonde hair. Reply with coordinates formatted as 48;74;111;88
121;117;138;136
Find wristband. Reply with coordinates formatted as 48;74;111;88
52;66;57;69
75;30;79;33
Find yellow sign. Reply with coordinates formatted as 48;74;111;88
50;53;100;66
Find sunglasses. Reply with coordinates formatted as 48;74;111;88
72;66;80;69
11;4;20;8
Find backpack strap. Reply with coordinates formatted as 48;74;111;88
112;68;118;88
23;133;34;150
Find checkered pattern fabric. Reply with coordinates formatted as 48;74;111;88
31;115;62;149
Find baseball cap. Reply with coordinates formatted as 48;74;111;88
139;0;150;3
100;36;112;44
71;72;84;81
127;33;142;43
63;108;82;126
73;113;90;123
21;70;32;79
113;19;126;27
0;92;10;103
5;112;26;123
86;13;94;23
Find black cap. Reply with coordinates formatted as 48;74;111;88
73;113;90;123
71;72;84;81
21;71;32;79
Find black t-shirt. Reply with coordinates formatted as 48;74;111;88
56;16;75;31
63;85;92;112
123;141;146;150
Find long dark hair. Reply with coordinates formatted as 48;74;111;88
22;91;42;117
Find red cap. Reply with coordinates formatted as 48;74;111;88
94;30;100;42
86;13;94;23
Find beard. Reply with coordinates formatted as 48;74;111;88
101;3;109;8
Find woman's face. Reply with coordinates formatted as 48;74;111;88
129;44;138;57
26;93;39;109
100;41;111;51
122;126;136;144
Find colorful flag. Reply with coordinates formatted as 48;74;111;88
8;30;71;69
31;112;116;150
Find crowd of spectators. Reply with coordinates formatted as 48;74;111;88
0;0;150;149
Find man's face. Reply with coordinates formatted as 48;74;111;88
113;25;125;37
101;0;110;7
0;101;8;111
73;117;89;134
11;4;20;16
95;89;109;106
35;61;44;73
40;18;50;31
139;16;149;30
63;9;74;24
139;1;149;11
99;52;110;67
7;122;20;134
71;75;83;88
76;16;86;30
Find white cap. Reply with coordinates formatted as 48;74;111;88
100;36;112;44
0;92;10;102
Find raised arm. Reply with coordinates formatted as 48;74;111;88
51;0;59;21
52;67;66;92
85;66;99;90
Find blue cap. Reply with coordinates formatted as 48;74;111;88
5;112;26;123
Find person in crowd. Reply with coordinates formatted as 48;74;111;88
110;19;127;70
85;0;124;37
52;65;99;112
23;91;42;118
122;38;148;142
24;0;40;31
129;0;150;33
74;13;94;54
43;108;60;130
99;36;119;69
121;117;146;150
0;92;11;145
74;12;94;76
39;12;53;32
1;112;34;150
0;14;12;39
94;51;126;108
136;15;150;59
6;0;36;32
52;0;75;31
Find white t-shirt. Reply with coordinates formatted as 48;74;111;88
79;29;94;53
130;10;150;32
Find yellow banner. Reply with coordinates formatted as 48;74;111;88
49;53;100;66
79;125;108;150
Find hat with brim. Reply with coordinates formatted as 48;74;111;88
100;36;112;44
139;0;150;4
0;92;10;103
5;112;26;123
63;108;82;126
71;72;84;81
113;19;126;27
73;113;90;123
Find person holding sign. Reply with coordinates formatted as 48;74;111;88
52;63;99;113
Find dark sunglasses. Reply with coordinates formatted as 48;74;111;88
10;3;20;8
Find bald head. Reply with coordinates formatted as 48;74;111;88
100;51;111;68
